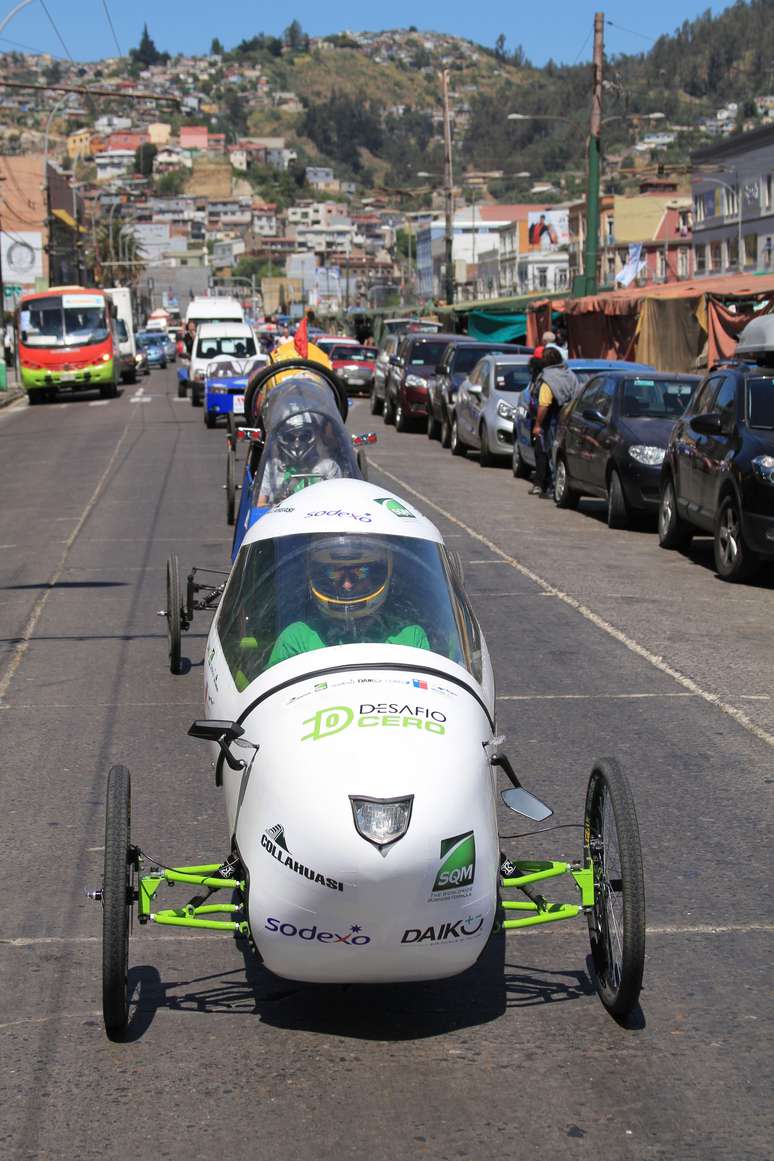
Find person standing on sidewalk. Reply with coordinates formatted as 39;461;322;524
531;347;578;497
4;317;15;370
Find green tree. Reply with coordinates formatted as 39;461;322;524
155;168;187;196
130;23;169;67
211;37;224;55
283;19;308;52
494;33;507;60
134;142;157;177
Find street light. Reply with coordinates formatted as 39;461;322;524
0;0;35;37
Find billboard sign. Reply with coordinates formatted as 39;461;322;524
527;210;569;252
1;231;43;285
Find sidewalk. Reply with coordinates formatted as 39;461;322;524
0;368;25;409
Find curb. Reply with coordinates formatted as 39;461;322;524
0;386;25;409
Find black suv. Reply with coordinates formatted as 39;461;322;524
383;332;459;432
658;364;774;581
428;340;531;447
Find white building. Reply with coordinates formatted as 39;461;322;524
95;149;135;182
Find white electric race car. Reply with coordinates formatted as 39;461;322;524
96;478;645;1034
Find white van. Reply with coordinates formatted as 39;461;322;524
105;287;137;384
189;321;259;407
185;296;244;327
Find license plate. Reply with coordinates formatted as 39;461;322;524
60;372;75;382
233;395;245;413
349;378;365;385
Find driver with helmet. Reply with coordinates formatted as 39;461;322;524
267;534;429;667
258;412;344;505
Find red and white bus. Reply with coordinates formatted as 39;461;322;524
17;286;118;404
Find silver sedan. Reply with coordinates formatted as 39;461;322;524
450;354;533;466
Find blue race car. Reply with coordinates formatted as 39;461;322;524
512;358;656;480
203;356;268;430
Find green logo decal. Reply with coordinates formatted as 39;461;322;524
374;497;415;518
301;706;354;741
302;703;446;741
433;831;475;892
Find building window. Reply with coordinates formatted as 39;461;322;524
678;210;691;237
556;268;568;289
537;266;548;290
727;235;739;270
763;175;773;212
657;249;666;280
693;195;705;224
724;185;739;217
606;255;616;280
678;247;689;278
744;233;757;267
695;244;706;273
763;237;773;268
710;242;722;272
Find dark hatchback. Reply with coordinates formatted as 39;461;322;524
658;364;774;580
428;339;532;447
553;371;700;528
383;332;459;432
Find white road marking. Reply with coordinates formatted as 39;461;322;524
0;425;132;703
88;400;110;407
1;702;201;710
497;692;698;702
0;544;16;549
129;396;152;403
370;458;774;750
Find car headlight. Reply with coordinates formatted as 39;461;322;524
349;795;413;848
752;454;774;484
628;445;665;466
405;374;426;388
497;400;515;421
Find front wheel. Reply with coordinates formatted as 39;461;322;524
450;416;467;457
554;457;580;509
383;393;395;425
714;493;758;582
102;765;133;1035
165;555;182;674
427;410;441;441
395;402;409;432
177;378;186;399
513;441;531;478
584;758;645;1019
658;477;692;549
607;469;629;530
204;407;216;429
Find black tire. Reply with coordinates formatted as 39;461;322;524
584;758;645;1019
205;407;216;429
100;380;117;399
243;358;347;427
427;410;441;441
513;441;532;478
479;424;495;467
395;402;409;432
226;449;237;526
450;416;467;457
658;476;693;550
166;555;182;674
27;391;41;406
383;392;395;425
607;468;629;530
440;407;452;448
714;493;758;582
102;765;133;1034
177;378;186;399
554;456;580;509
370;385;383;416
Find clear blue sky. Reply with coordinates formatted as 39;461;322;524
1;0;734;65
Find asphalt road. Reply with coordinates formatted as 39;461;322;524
0;368;771;1161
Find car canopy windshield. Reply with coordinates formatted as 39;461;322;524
621;377;695;419
206;355;265;379
218;532;482;691
22;293;109;348
747;377;774;429
250;380;360;509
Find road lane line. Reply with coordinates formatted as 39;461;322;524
0;425;132;703
370;458;774;750
497;692;698;701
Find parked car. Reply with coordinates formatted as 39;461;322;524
658;363;774;580
135;330;167;370
370;334;401;415
553;370;700;528
428;340;532;447
450;355;533;464
513;359;657;480
383;332;459;431
329;343;377;395
162;332;177;363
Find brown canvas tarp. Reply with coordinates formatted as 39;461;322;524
635;297;703;371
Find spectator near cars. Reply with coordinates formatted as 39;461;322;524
383;332;459;432
428;339;532;447
553;370;700;527
450;354;533;465
531;349;579;498
658;362;774;581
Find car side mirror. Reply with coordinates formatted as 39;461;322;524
501;786;553;822
188;719;246;772
468;383;481;395
691;411;723;435
582;407;605;424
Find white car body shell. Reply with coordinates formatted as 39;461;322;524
204;478;499;984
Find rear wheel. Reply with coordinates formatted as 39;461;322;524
440;407;452;448
554;457;580;509
513;441;531;478
450;416;467;457
584;758;645;1019
479;424;495;467
370;385;383;416
177;377;187;399
395;402;409;432
607;469;629;529
383;392;395;425
226;449;237;526
102;765;133;1035
165;555;182;674
658;477;693;549
714;493;758;582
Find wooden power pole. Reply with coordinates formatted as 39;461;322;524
441;69;455;306
582;11;604;295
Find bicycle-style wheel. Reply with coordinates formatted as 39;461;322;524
584;758;645;1018
102;765;133;1034
166;555;182;674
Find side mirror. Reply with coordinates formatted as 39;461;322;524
188;719;246;771
501;786;553;822
691;411;723;435
436;364;446;374
352;431;378;446
582;408;605;424
468;383;481;395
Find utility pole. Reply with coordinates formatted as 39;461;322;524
582;11;604;296
441;69;455;306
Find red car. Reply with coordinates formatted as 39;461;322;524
329;343;378;395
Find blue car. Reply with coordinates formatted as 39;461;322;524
203;356;267;430
135;331;167;370
512;359;656;480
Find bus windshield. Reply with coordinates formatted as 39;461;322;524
21;294;110;349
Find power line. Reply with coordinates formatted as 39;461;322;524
606;19;657;45
40;0;74;63
100;0;122;57
0;35;47;54
573;28;593;65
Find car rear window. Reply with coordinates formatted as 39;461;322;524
747;377;774;429
330;346;376;362
621;378;695;419
409;341;447;366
